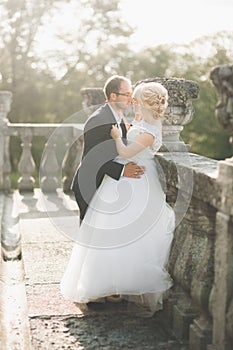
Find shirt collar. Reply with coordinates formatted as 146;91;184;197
108;103;122;124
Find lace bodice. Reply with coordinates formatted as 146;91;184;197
126;120;162;161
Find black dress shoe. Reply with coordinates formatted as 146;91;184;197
87;301;106;310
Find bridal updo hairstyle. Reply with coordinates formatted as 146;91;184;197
133;82;168;119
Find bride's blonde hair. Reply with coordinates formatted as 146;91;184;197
133;82;168;118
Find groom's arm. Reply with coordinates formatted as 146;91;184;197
84;117;144;182
83;119;124;181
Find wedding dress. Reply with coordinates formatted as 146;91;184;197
60;120;175;315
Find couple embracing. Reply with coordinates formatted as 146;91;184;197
60;75;175;316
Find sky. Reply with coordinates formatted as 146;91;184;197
36;0;233;58
120;0;233;49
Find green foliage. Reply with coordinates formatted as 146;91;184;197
0;0;232;182
181;80;232;159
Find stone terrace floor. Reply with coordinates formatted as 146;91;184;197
0;189;188;350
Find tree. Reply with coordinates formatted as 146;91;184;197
179;31;233;159
0;0;70;121
0;0;135;181
1;0;232;163
40;0;135;122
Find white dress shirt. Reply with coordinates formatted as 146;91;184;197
108;103;125;176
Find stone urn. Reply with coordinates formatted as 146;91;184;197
210;64;233;135
135;77;199;151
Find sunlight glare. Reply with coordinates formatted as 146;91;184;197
120;0;233;49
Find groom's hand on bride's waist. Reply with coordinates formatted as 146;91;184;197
123;162;145;179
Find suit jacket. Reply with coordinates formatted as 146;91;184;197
71;103;127;221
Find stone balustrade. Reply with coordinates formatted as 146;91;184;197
0;118;84;192
0;72;232;349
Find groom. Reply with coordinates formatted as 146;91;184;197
71;75;145;223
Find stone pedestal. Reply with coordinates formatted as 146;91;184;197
162;125;188;151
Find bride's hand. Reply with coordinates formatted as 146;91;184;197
134;113;142;121
111;124;121;139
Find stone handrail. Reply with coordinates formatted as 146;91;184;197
0;122;84;192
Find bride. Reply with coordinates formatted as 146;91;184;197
60;81;175;316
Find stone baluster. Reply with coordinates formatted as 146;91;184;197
18;130;35;191
135;77;199;151
62;130;83;193
62;138;73;193
208;64;233;350
40;140;59;192
0;91;12;190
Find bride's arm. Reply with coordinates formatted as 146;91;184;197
111;124;154;159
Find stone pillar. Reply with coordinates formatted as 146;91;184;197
208;64;233;350
17;130;35;192
135;77;199;151
40;140;59;192
0;91;12;190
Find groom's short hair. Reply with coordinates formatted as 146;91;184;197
103;75;131;100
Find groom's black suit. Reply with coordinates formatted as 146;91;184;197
71;103;127;222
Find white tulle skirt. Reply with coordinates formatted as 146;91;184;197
60;156;175;315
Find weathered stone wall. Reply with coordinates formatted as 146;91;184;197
157;65;233;350
156;152;218;349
